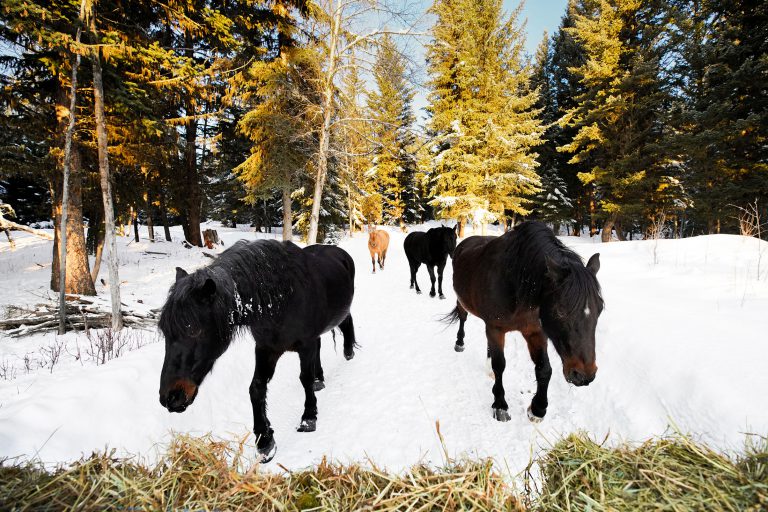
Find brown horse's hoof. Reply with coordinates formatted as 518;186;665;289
527;406;544;423
298;418;316;432
313;379;325;392
454;343;465;352
257;437;276;463
492;408;511;422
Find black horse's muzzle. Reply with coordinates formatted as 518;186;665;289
159;379;198;413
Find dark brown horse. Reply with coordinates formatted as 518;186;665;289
447;221;602;422
158;240;357;463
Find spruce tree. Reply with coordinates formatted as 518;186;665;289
367;34;420;226
426;0;543;234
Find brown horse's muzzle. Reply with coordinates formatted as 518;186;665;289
160;379;198;413
563;360;597;387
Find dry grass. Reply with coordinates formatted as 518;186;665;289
2;432;767;511
534;432;768;511
0;434;522;511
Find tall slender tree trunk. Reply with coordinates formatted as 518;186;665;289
159;189;172;241
307;2;341;245
145;190;155;242
183;104;202;246
282;186;293;242
90;15;123;329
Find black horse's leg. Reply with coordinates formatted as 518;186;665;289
486;325;510;421
313;337;325;391
250;346;280;462
409;260;422;293
339;314;357;360
427;265;437;297
437;261;446;299
297;342;319;432
454;303;469;352
522;326;552;422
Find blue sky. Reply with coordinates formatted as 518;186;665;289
408;0;570;125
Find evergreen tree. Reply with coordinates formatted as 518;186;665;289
367;34;420;226
558;0;669;241
426;0;544;234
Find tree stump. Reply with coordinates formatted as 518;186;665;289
203;229;220;249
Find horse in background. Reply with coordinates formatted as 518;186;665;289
446;221;602;423
367;225;390;273
158;239;358;463
404;225;457;298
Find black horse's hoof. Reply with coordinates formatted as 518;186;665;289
429;291;436;298
454;343;465;352
439;294;446;300
527;405;544;423
416;290;422;295
297;418;316;432
344;352;355;361
493;408;511;422
313;379;325;392
256;437;276;463
409;284;414;289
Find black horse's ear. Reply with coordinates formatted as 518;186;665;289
176;267;188;281
586;253;600;274
199;278;216;297
545;256;567;282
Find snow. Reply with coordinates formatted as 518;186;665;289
1;223;767;476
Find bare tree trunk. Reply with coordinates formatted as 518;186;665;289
282;186;293;242
132;208;140;242
159;190;172;241
57;11;85;334
145;189;155;242
91;230;104;283
307;2;341;245
90;19;123;329
601;213;617;243
52;148;96;296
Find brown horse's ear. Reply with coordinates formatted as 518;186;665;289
198;278;216;297
545;256;567;282
586;253;600;274
176;267;188;281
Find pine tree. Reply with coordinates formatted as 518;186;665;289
558;0;669;241
366;34;419;226
426;0;543;234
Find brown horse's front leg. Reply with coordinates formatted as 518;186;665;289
486;325;510;421
522;326;552;422
297;342;319;432
250;346;280;462
371;254;376;273
453;303;468;352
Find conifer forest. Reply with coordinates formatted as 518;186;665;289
1;0;766;294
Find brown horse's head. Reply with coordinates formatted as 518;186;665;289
368;227;379;249
541;253;602;386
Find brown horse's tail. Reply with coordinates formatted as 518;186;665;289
440;306;462;325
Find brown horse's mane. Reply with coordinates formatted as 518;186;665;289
504;222;603;319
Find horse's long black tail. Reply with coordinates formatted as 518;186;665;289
440;305;462;325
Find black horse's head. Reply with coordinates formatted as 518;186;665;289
158;267;233;413
431;225;458;258
541;253;602;387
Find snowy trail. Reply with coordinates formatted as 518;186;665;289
1;224;767;474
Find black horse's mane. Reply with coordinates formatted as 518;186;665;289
504;222;603;318
159;240;307;344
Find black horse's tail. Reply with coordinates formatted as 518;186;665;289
440;305;462;325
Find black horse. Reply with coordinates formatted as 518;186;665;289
158;239;357;463
403;225;458;299
447;221;602;422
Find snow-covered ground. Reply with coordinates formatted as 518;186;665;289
1;222;767;476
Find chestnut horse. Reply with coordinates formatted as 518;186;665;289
158;240;357;463
367;226;390;273
446;221;602;422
